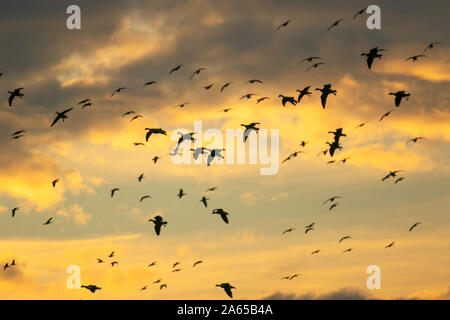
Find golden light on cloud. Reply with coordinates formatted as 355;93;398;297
376;59;450;82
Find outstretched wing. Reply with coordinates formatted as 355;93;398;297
367;55;374;69
224;287;233;298
50;115;60;127
320;93;327;109
154;223;161;236
221;213;229;224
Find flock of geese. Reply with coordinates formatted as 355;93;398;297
1;6;443;299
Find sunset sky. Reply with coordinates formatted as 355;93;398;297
0;0;449;300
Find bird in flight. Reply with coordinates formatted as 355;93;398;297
300;56;321;63
153;279;162;284
169;65;183;74
111;188;120;197
354;122;366;129
382;170;403;181
177;132;196;145
191;67;206;79
241;122;260;142
148;215;168;236
385;241;395;248
137;173;145;182
220;108;232;112
108;251;115;258
395;177;405;184
339;236;352;243
10;134;25;140
316;84;337;109
305;222;315;229
177;188;187;199
175;102;190;108
206;149;225;166
206;187;217;192
172;268;181;273
246;79;263;84
148;261;156;267
190;147;210;160
50;108;73;127
111;261;118;267
276;19;292;31
140;286;148;291
43;217;53;225
130;115;143;122
282;228;294;235
327;19;343;31
326;141;342;157
343;248;353;253
241;93;257;100
140;195;151;202
282;274;300;280
406;55;426;62
323;196;342;204
409;222;421;232
11;130;26;138
122;111;135;117
299;140;309;147
81;102;92;109
296;86;312;103
216;283;235;298
97;259;104;263
11;207;19;217
423;42;442;52
143;80;156;86
389;91;410;107
353;8;366;19
379;110;394;122
256;97;270;104
306;62;325;71
134;142;145;146
193;260;203;267
172;262;180;269
337;157;351;165
8;88;24;106
78;98;91;105
282;151;303;163
361;47;385;69
279;95;297;106
111;87;127;97
200;196;209;208
329;203;339;211
202;84;214;90
305;227;314;234
212;208;229;224
220;82;231;92
145;128;167;142
408;137;425;144
152;156;161;163
160;284;167;290
328;128;347;143
51;179;59;188
82;285;101;293
311;250;321;255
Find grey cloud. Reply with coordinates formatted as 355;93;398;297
263;287;374;300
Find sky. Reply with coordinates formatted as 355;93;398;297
0;0;449;300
